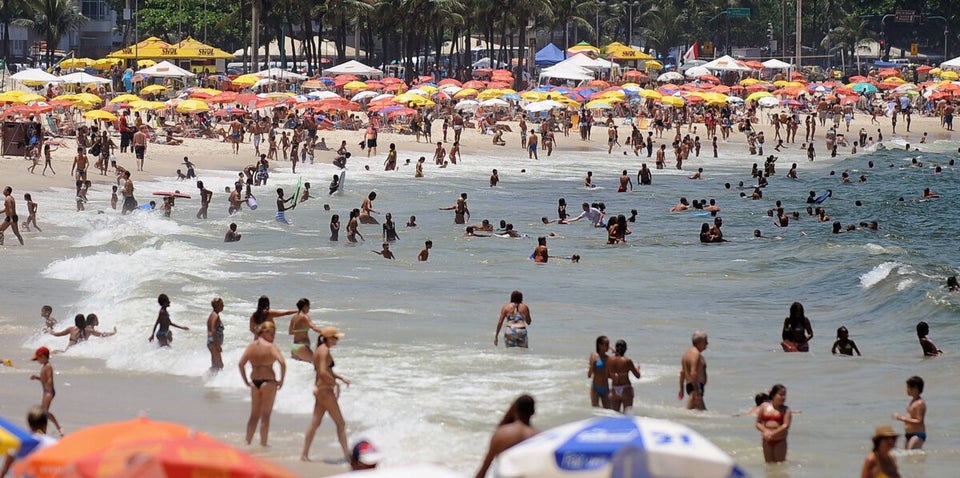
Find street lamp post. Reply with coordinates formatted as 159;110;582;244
625;1;639;47
595;0;605;46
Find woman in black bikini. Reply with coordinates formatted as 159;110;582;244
302;326;352;462
207;297;225;371
239;321;286;446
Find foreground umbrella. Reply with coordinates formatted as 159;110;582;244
57;434;297;478
0;415;39;458
14;417;205;478
497;416;747;478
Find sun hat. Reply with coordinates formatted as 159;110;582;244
321;326;345;339
872;424;899;440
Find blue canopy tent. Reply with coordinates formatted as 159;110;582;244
536;43;565;67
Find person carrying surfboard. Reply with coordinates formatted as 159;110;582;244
275;188;296;225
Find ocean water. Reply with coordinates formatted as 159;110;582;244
7;134;960;477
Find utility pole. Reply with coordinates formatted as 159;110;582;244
795;0;802;71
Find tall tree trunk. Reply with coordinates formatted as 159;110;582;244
252;0;260;72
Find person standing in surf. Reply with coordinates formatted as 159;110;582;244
302;326;351;462
781;302;813;352
149;293;189;347
275;188;296;224
207;297;225;372
239;321;286;447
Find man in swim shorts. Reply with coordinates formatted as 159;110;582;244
132;126;147;171
229;117;243;154
893;376;927;449
275;188;295;224
678;331;708;410
1;186;25;245
527;130;538;159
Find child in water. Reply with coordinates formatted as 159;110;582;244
149;293;189;347
831;326;861;356
916;321;942;356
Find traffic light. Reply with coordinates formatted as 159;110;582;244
767;22;773;41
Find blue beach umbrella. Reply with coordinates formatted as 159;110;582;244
497;416;748;478
502;93;522;101
0;415;40;458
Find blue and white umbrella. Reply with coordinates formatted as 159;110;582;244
496;416;747;478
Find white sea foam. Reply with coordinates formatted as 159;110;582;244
859;261;901;289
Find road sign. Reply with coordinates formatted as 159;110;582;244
895;10;915;23
727;8;750;18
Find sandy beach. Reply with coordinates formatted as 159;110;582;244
1;107;957;477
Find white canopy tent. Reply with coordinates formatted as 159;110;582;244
58;72;112;85
539;64;594;81
684;66;711;78
556;54;618;72
324;60;383;77
702;55;751;72
762;59;792;69
135;60;195;78
254;67;307;80
11;69;62;83
941;56;960;71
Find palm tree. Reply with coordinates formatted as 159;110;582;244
0;0;23;65
16;0;87;68
643;1;684;59
546;0;591;52
824;12;874;75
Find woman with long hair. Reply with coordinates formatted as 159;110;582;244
289;298;324;362
476;395;539;478
248;295;296;336
588;336;611;408
755;383;792;462
608;340;641;413
302;326;352;462
781;301;813;352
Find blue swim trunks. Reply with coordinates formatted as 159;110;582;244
276;211;288;224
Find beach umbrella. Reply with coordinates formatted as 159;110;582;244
253;78;277;88
137;59;157;68
0;415;40;458
57;434;297;478
129;100;164;111
139;84;168;95
91;58;122;70
524;100;565;112
757;96;779;107
477;89;505;100
326;463;468;478
175;99;209;113
502;92;521;101
940;71;959;81
301;79;326;89
851;82;877;94
659;96;685;107
463;80;486;89
455;99;479;111
585;99;613;109
438;78;462;87
343;80;370;90
306;90;342;100
454;88;478;99
82;110;117;121
351;90;379;101
208;91;238;104
479;98;510;108
521;91;546;101
109;94;140;104
656;72;683;82
638;89;662;99
59;57;93;69
14;417;205;478
645;60;663;71
745;91;773;102
726;95;744;104
497;416;747;478
387;107;417;119
231;74;260;87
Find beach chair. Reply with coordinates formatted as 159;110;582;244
45;115;62;137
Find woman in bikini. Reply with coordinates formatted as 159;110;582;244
359;191;379;224
239;321;286;446
48;314;89;350
494;290;531;348
207;297;225;371
289;298;324;362
302;326;351;462
588;336;611;409
248;295;296;336
755;383;792;462
608;340;641;414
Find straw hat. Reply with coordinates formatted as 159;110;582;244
872;424;899;441
321;326;345;339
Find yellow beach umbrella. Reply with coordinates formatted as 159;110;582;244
418;85;439;94
176;98;209;113
940;71;959;81
585;99;613;109
343;81;370;90
597;90;626;100
638;89;662;99
883;77;905;84
140;84;168;95
110;94;141;104
740;78;767;86
928;68;941;75
60;57;94;69
556;96;581;107
83;109;117;121
74;93;103;104
231;74;259;87
644;60;663;71
660;96;685;107
745;91;773;102
454;88;478;99
477;89;504;100
129;100;164;111
0;90;28;103
137;59;157;68
92;58;122;70
17;93;46;104
520;91;545;101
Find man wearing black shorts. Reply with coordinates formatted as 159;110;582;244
1;186;25;245
133;126;147;171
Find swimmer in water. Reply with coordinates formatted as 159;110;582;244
831;326;861;356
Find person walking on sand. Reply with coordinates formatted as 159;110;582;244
207;297;225;372
589;336;611;409
861;425;901;478
1;186;25;245
494;290;531;348
289;298;324;363
149;293;189;347
239;321;286;446
22;193;40;233
30;346;63;436
41;143;56;176
678;331;708;410
608;339;641;414
756;383;791;462
475;395;539;478
302;326;352;462
893;376;927;449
